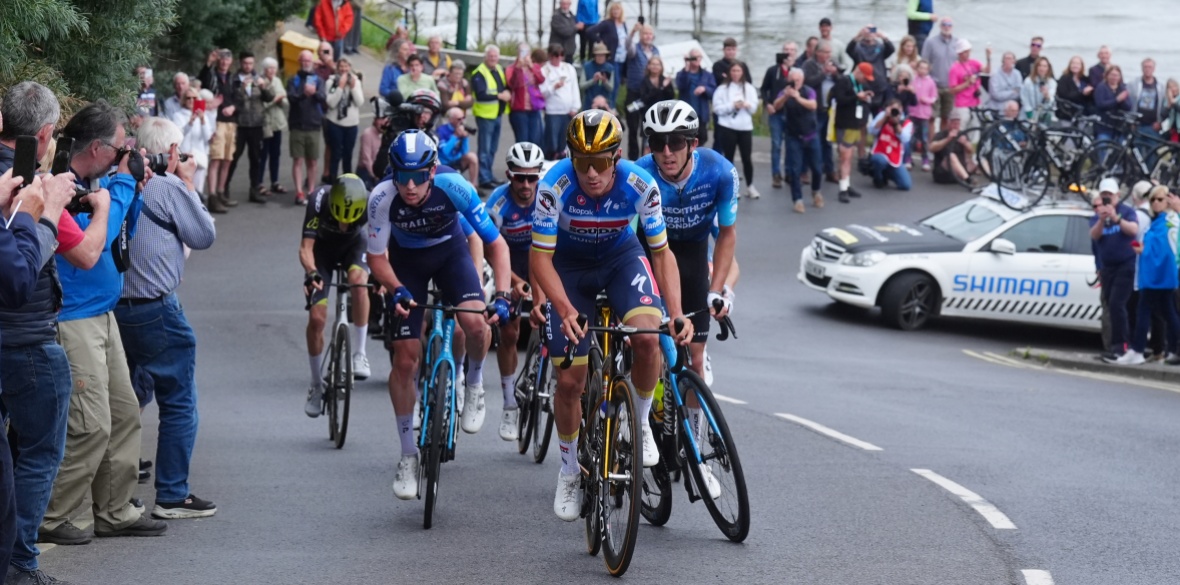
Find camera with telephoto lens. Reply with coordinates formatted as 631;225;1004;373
146;153;190;175
625;99;646;114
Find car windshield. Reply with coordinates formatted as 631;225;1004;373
919;200;1007;242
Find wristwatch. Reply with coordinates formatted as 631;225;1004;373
493;291;511;302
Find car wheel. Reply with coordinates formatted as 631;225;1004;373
880;273;939;331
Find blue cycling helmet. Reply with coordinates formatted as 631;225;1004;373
388;129;439;171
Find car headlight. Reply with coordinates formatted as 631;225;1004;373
841;250;887;267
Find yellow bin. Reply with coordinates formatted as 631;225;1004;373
279;30;320;75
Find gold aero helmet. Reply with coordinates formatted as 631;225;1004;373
329;174;368;224
566;109;623;156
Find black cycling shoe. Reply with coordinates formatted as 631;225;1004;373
847;186;863;198
838;190;851;204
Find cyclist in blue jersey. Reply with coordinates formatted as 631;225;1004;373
485;142;546;442
531;109;693;521
301;175;374;418
366;130;513;500
636;101;738;499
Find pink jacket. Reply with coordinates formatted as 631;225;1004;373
948;59;983;108
908;74;938;120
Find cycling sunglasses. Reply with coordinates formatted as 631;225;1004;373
509;170;540;183
649;133;691;152
393;169;432;185
570;155;615;174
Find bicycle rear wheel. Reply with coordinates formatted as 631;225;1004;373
515;336;541;455
333;323;352;449
581;349;604;557
325;325;344;443
1073;140;1130;202
532;349;556;464
639;443;672;526
600;375;642;576
994;151;1048;211
422;361;451;530
679;371;750;543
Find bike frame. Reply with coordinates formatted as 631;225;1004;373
656;334;720;469
418;306;459;454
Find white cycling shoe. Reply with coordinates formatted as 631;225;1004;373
698;463;722;500
352;353;371;380
304;386;322;418
392;453;419;500
640;421;659;468
461;383;486;433
554;471;582;522
499;409;519;441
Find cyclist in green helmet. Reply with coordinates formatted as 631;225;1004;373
300;174;374;418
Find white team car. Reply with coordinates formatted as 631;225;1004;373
797;188;1103;331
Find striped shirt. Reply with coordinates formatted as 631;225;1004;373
122;173;216;300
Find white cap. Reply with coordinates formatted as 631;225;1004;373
1131;180;1154;201
955;38;972;53
1098;177;1120;195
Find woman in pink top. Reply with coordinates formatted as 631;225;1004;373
907;59;938;171
505;45;546;146
946;38;989;125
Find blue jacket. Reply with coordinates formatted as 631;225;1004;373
435;123;469;166
379;64;404;100
676;68;716;121
625;45;660;92
587;20;628;62
1093;82;1132;124
576;0;599;25
581;59;615;104
1138;211;1180;290
57;173;141;322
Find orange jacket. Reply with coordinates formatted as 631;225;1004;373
314;0;355;42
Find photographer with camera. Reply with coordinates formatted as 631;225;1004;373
45;101;169;543
0;81;96;585
114;117;217;521
371;89;443;182
437;108;481;186
762;42;798;189
1090;178;1139;363
773;68;824;212
946;39;988;129
223;52;275;204
540;44;580;159
866;97;915;191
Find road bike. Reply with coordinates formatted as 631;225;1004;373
639;302;749;542
557;308;685;576
305;268;370;449
1074;110;1180;202
514;300;556;463
394;293;490;529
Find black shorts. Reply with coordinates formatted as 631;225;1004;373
386;236;484;343
669;239;710;343
310;237;368;305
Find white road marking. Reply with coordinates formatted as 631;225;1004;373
1021;570;1055;585
775;413;883;451
911;469;1017;529
712;393;747;405
963;349;1180;394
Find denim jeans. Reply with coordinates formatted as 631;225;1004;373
816;109;835;175
476;116;502;185
786;134;823;201
0;343;69;572
870;154;913;190
509;110;543;147
113;293;199;503
768;115;787;177
910;118;930;163
1131;288;1180;354
544;113;571;159
260;131;283;185
323;121;359;182
1100;260;1135;353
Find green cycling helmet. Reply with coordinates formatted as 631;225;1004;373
329;174;368;224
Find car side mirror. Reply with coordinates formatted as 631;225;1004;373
989;238;1016;255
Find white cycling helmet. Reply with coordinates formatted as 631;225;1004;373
506;142;545;169
643;100;699;136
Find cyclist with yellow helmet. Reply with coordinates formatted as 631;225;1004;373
530;109;693;521
300;174;374;417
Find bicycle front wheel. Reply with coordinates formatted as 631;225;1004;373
679;371;750;543
515;337;541;455
581;348;605;557
423;361;451;530
333;323;352;449
600;375;642;576
532;350;556;464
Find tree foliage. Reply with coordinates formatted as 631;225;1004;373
0;0;306;114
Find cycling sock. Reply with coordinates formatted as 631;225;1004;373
687;407;704;448
353;324;368;357
396;414;417;455
309;354;323;388
635;394;653;425
501;375;517;409
558;434;579;475
839;177;850;191
466;358;484;387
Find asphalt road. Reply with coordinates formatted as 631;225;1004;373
37;47;1180;585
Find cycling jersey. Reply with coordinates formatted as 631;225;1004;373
634;148;738;242
532;158;668;264
366;171;499;253
486;183;535;280
303;185;368;246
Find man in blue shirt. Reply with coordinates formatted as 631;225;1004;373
43;102;169;542
1090;178;1140;362
675;48;716;147
575;0;600;62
